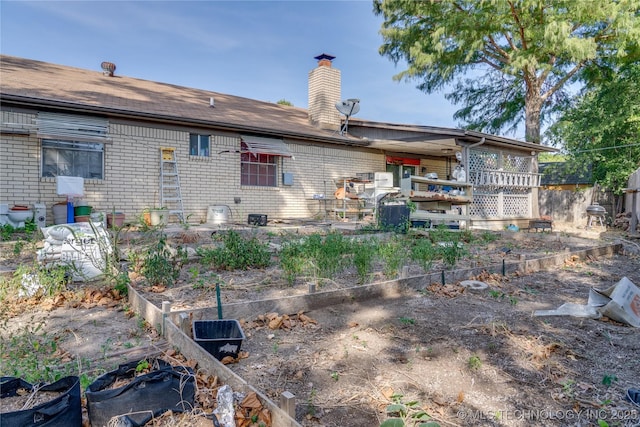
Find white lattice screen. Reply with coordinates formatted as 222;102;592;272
469;148;535;219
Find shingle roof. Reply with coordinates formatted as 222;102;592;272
0;55;359;144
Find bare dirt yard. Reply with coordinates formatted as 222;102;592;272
2;222;639;427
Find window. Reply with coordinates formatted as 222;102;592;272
241;142;277;186
190;134;210;157
42;139;104;179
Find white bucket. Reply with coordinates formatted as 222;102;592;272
150;209;168;226
207;205;230;224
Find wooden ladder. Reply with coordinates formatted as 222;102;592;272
159;147;184;223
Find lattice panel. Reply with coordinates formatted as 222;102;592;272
502;153;532;173
469;150;498;173
504;188;529;195
469;194;499;217
503;195;530;217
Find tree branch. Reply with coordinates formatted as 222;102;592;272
487;34;512;61
508;1;528;50
479;58;504;72
503;31;518;51
541;61;586;101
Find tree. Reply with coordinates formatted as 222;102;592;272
547;62;640;195
374;0;640;143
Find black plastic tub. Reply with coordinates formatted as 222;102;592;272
193;319;246;360
248;214;268;226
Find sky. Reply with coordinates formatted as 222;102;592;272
1;1;522;138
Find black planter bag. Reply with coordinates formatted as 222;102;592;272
85;358;195;427
0;376;82;427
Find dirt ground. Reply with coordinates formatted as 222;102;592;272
2;223;640;427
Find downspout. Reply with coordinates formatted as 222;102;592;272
464;137;485;179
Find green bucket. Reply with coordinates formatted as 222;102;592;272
74;205;92;216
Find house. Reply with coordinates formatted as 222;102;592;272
1;54;555;229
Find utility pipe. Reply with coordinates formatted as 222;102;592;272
463;137;486;178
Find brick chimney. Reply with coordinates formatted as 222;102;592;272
308;53;342;130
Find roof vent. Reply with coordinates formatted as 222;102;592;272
101;61;116;77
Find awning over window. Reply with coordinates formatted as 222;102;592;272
36;112;109;143
241;135;294;159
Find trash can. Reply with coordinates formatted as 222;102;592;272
379;204;410;232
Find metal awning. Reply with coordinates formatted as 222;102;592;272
36;112;109;143
241;135;294;158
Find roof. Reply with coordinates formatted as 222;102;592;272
0;55;360;146
1;54;557;155
539;162;594;186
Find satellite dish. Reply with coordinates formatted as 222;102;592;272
335;98;360;135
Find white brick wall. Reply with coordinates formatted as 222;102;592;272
1;111;386;224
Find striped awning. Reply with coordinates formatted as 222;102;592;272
241;135;293;158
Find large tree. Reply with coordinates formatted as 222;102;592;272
374;0;640;143
548;62;640;195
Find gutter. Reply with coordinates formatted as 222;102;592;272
0;94;369;148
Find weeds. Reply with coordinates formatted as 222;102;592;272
0;318;69;383
279;231;351;285
379;235;408;279
468;355;482;370
1;262;72;300
410;238;437;272
352;238;377;284
141;234;182;287
198;230;270;270
381;393;440;427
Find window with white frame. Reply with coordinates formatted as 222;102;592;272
189;134;210;157
41;139;104;179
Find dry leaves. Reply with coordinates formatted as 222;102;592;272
426;283;465;298
158;350;272;426
251;311;318;330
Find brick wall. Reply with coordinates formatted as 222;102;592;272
1;111;385;224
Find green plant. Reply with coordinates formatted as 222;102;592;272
381;393;440;427
136;359;150;372
379;235;408;278
330;371;339;381
307;388;317;416
410;239;437;272
198;230;270;271
13;239;25;256
601;374;618;387
5;262;72;299
437;239;468;269
0;223;15;241
479;230;499;243
278;231;351;285
113;272;130;297
352;238;377;284
0;318;71;383
141;234;181;287
489;290;503;299
561;379;575;396
468;355;482;370
399;317;415;325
